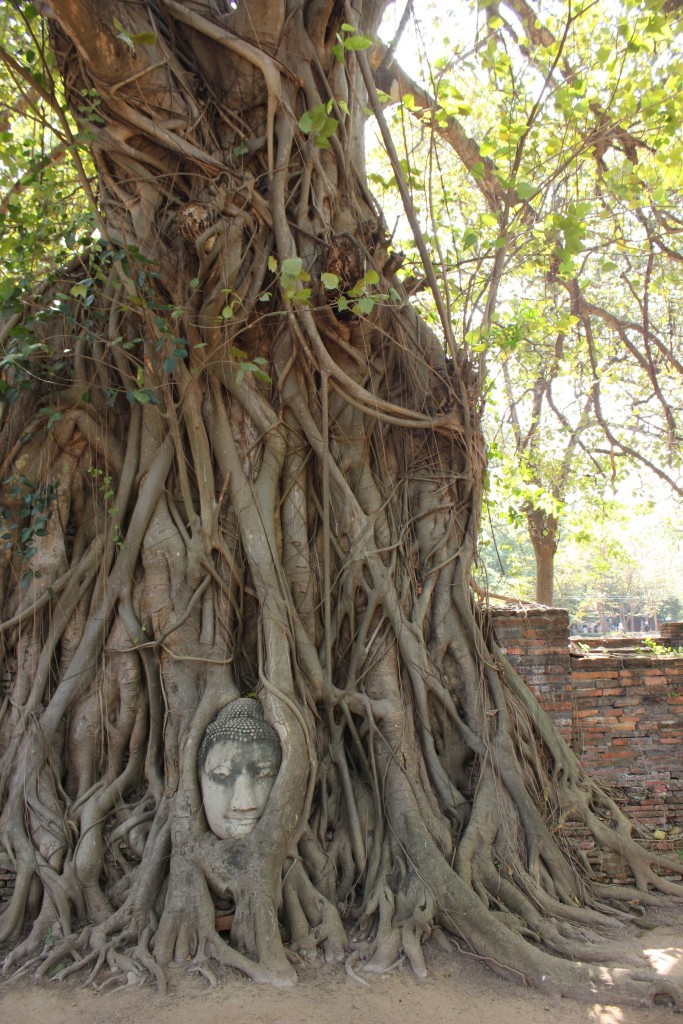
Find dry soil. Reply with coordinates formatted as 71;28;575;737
1;921;682;1024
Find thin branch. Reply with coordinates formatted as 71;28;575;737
578;292;683;496
370;41;506;213
350;8;458;360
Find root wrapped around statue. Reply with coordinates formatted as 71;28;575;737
0;0;681;1008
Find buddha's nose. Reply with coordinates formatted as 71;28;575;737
231;769;257;811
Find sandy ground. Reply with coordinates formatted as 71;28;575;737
1;923;682;1024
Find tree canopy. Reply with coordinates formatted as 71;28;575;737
370;0;683;602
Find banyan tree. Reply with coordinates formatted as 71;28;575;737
0;0;681;1008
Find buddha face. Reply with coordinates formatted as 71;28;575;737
200;736;281;839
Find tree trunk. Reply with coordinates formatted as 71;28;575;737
0;0;681;1009
526;508;558;606
598;606;607;634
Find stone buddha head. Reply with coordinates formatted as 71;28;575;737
198;698;282;839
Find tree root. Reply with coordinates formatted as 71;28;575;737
283;860;347;964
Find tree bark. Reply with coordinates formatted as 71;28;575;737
527;508;558;606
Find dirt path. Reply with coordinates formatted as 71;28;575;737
1;926;681;1024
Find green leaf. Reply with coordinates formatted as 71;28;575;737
343;35;373;51
299;105;339;145
129;31;157;45
298;110;314;134
113;19;135;52
0;281;17;306
556;313;579;331
268;255;278;272
515;181;536;200
321;272;340;290
352;295;375;315
281;257;303;278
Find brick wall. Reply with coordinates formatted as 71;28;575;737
0;852;15;906
492;606;683;832
490;606;574;744
571;653;683;827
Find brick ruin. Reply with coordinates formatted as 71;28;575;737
491;606;683;831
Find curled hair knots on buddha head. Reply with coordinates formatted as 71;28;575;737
198;698;280;769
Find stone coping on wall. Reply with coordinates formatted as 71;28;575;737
570;634;667;655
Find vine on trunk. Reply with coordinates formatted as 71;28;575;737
0;0;681;1008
